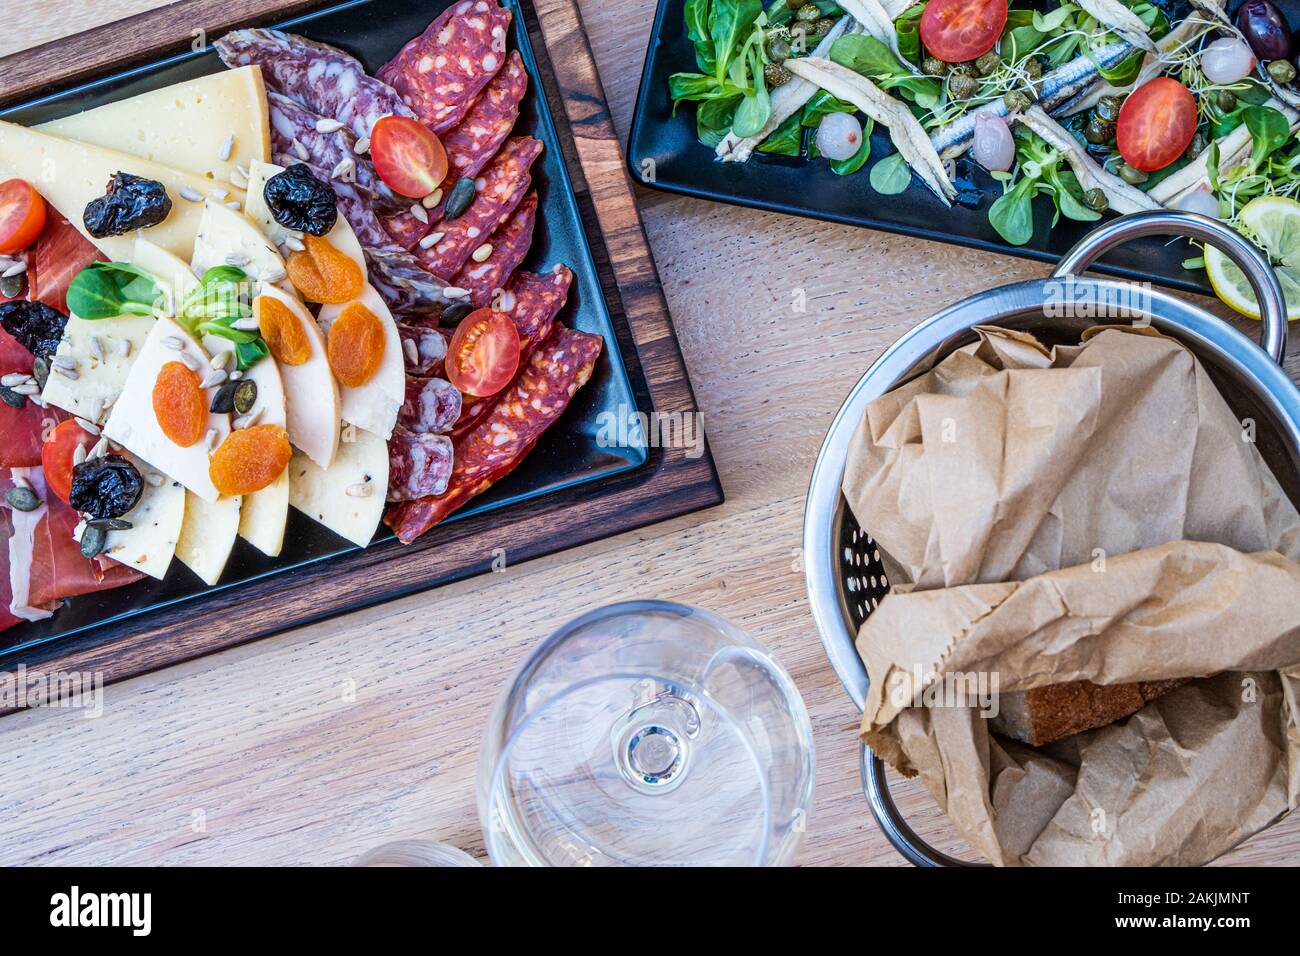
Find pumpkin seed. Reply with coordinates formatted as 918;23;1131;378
31;356;49;390
0;386;24;409
87;516;133;531
232;379;257;416
443;177;477;221
0;273;23;298
5;486;40;512
439;302;475;327
80;524;107;559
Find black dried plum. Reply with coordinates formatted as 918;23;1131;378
264;164;338;237
0;300;67;360
69;454;144;520
83;172;173;238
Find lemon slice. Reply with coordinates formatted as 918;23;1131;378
1205;195;1300;320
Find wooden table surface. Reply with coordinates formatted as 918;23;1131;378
1;0;1297;867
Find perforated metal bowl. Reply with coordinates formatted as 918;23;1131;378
804;211;1300;866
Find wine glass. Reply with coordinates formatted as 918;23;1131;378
478;600;815;866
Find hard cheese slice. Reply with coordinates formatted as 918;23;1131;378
192;199;286;285
0;119;245;261
101;456;186;580
102;316;231;502
316;284;404;440
256;284;339;469
244;160;367;273
288;424;388;548
37;66;271;184
40;313;155;424
176;491;241;585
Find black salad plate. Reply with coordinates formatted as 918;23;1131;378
629;0;1271;295
0;0;649;659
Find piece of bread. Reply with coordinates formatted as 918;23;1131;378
990;678;1189;746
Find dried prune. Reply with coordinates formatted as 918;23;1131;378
83;172;173;238
0;300;67;360
69;454;144;520
264;164;338;237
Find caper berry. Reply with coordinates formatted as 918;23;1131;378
764;63;793;87
796;3;820;21
1216;89;1238;113
80;523;107;560
1096;95;1123;121
5;486;39;512
766;35;792;63
950;61;976;77
1187;130;1208;159
975;51;1000;76
1004;89;1033;112
1267;58;1297;84
922;56;948;76
949;73;978;99
1084;116;1115;144
1118;162;1148;185
1083;188;1109;212
1022;56;1043;79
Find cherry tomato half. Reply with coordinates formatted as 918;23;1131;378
42;419;97;504
369;116;449;199
0;179;46;255
1116;77;1198;172
445;309;520;398
920;0;1008;63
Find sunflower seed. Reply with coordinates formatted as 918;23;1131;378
331;157;356;180
145;471;164;487
497;289;517;312
225;252;251;267
118;339;132;358
472;243;493;263
345;482;373;498
291;138;310;162
233;407;262;429
230;370;243;380
418;231;442;250
409;203;429;224
285;236;306;253
315;117;345;133
54;366;78;380
264;268;287;283
402;338;418;365
205;429;218;451
90;436;109;459
74;416;100;436
2;261;27;278
10;475;30;491
51;355;78;370
162;336;185;350
443;286;471;300
211;187;230;201
179;186;204;202
224;200;241;211
201;369;228;388
422;188;444;209
210;349;232;370
231;316;261;331
72;443;87;466
218;132;235;162
178;353;200;371
230;169;249;188
10;382;38;395
1;372;30;386
354;136;371;155
89;335;105;360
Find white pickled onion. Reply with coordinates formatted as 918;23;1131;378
1173;186;1221;219
815;112;864;162
1200;38;1256;85
972;112;1015;173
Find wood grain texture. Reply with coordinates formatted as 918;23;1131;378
0;0;1296;868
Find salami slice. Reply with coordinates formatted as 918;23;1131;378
267;92;402;212
397;322;449;376
215;29;417;139
450;191;536;308
381;211;430;251
385;323;602;542
377;0;513;133
367;247;453;316
424;50;528;226
387;427;454;501
399;377;462;434
452;265;573;438
418;136;542;280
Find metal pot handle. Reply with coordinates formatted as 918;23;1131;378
1051;210;1288;364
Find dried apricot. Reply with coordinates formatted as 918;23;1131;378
255;295;311;366
285;234;363;304
327;301;386;388
209;425;292;496
152;361;206;447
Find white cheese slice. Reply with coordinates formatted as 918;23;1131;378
0;120;245;261
6;468;52;621
316;284;404;440
35;66;271;184
102;458;186;580
244;160;367;274
175;491;241;585
256;284;340;469
40;314;155;424
102;316;231;502
288;424;388;548
192;199;287;285
202;337;290;558
132;237;199;317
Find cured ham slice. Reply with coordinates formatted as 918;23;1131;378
28;211;104;314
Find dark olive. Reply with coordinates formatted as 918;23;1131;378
1236;0;1292;63
443;178;477;221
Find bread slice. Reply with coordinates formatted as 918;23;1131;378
990;678;1189;746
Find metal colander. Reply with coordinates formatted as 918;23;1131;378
805;211;1300;866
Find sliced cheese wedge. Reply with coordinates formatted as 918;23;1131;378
192;199;287;285
256;284;340;469
101;457;186;580
316;284;404;440
288;424;388;548
244;160;367;273
40;313;155;424
132;237;199;317
0;119;245;261
37;66;271;184
102;316;231;502
176;491;241;585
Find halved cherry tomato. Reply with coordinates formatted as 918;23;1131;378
1116;77;1198;172
370;116;449;199
0;179;47;255
446;309;520;398
920;0;1008;63
42;419;97;504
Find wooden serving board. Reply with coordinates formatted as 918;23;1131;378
0;0;722;697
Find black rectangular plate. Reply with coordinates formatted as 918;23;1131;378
629;0;1230;295
0;0;650;659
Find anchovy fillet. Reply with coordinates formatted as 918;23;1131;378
1017;106;1159;213
1076;0;1156;51
717;17;859;163
785;56;955;202
839;0;914;68
881;0;921;17
929;39;1136;159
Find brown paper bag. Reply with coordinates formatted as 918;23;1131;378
843;326;1300;866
